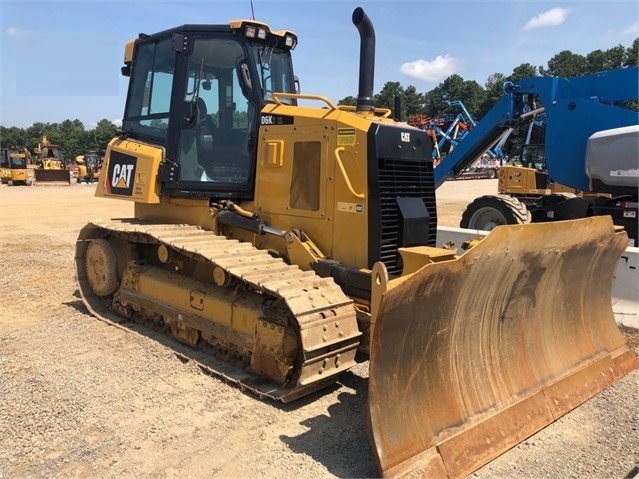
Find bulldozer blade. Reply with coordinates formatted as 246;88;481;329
368;216;637;479
34;169;72;184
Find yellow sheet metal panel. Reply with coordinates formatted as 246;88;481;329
255;102;380;268
96;138;162;204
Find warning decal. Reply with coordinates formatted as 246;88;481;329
337;128;356;146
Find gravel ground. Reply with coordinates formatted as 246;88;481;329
1;181;637;479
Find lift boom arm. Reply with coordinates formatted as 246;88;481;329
434;67;639;190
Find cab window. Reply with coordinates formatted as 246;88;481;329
177;37;255;185
123;37;175;140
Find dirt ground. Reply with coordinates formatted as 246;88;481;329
1;180;637;479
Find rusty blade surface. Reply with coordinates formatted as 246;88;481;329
368;216;638;479
34;169;71;184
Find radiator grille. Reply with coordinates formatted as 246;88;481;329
377;158;437;276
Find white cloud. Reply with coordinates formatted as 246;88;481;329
5;27;21;37
400;55;462;82
112;118;123;127
522;8;570;32
622;21;639;35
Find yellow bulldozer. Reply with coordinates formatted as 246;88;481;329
33;136;72;184
75;8;637;478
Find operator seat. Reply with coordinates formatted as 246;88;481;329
195;98;217;172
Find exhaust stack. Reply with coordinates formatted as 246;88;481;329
352;7;375;113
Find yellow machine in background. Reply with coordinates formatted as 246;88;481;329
452;73;639;246
0;148;11;183
0;147;33;186
33;136;72;184
75;9;637;478
75;151;102;183
499;144;574;193
461;143;583;230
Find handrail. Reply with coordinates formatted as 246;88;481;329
334;147;365;199
271;92;337;110
336;104;392;118
270;93;392;118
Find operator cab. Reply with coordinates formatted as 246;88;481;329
520;144;545;171
84;151;101;170
519;143;550;189
120;20;298;198
9;152;27;169
0;148;8;168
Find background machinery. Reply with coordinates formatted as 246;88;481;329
33;136;72;184
0;147;11;183
75;151;102;183
0;147;33;186
75;9;637;478
432;69;639;245
408;99;504;179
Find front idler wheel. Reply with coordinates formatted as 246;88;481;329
85;239;120;296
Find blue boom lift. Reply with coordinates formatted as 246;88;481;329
434;67;639;244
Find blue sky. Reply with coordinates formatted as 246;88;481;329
1;0;638;129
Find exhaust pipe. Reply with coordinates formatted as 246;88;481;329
352;7;375;113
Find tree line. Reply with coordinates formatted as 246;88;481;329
1;119;118;164
1;39;636;162
338;39;638;122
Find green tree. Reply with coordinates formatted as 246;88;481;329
478;73;506;119
586;49;609;72
539;50;588;77
423;75;463;116
0;126;26;148
587;45;627;72
24;122;48;151
402;85;425;116
337;96;357;106
424;74;464;110
51;119;87;161
422;75;484;119
624;38;638;67
604;45;627;70
508;63;538;81
375;81;404;118
94;119;118;152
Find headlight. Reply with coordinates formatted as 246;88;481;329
285;35;297;49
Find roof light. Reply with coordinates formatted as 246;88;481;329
245;26;256;38
257;28;267;40
285;35;297;49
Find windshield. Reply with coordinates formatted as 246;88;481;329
521;146;546;170
252;45;295;104
10;156;26;168
85;153;99;168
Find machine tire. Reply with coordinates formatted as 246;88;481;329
487;168;498;179
85;239;119;296
460;194;531;230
